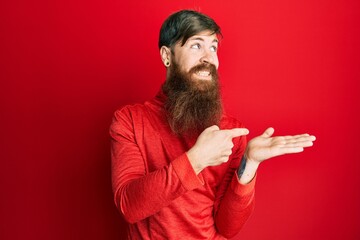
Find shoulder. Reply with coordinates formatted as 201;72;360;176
110;103;148;134
109;104;149;139
113;103;147;120
113;93;163;121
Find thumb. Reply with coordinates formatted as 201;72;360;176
261;127;274;138
229;128;249;138
205;125;220;132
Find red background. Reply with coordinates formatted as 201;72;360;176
1;0;359;239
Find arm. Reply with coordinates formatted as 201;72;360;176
213;134;256;238
110;108;203;223
186;125;255;238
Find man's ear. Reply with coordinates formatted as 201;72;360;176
160;46;171;67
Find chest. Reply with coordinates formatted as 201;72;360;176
133;111;231;188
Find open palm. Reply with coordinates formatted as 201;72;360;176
246;127;316;163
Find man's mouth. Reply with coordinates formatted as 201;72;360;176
188;63;216;81
197;71;211;77
194;70;211;80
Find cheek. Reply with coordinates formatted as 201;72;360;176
214;55;219;68
173;55;193;72
182;59;198;72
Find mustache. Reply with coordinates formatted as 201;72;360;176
188;63;217;77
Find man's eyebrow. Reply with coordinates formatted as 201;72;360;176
188;37;219;43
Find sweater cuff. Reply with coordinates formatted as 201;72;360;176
231;172;257;196
171;153;204;191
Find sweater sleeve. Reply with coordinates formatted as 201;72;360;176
213;131;256;238
110;107;204;224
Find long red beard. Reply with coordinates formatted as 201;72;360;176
162;61;222;135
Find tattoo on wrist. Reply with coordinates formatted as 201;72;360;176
237;155;247;178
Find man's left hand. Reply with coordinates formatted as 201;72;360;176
246;127;316;164
238;127;316;184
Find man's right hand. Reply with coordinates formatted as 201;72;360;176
186;125;249;175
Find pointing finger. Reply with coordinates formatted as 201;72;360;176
227;128;249;138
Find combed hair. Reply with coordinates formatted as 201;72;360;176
158;10;222;49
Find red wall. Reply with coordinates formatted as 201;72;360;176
1;0;359;239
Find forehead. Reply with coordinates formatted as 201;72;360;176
187;30;219;43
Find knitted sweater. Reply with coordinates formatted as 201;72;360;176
110;91;256;239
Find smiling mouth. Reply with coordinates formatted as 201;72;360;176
194;70;211;80
189;63;216;81
197;71;210;77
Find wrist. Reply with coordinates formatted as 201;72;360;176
245;157;260;170
186;149;203;175
238;155;259;185
237;155;247;177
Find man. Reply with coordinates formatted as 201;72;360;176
110;10;315;239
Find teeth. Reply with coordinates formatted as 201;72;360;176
197;71;210;76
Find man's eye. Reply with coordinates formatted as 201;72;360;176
191;43;201;49
210;46;217;52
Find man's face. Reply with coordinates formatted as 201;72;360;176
161;30;222;134
170;30;219;82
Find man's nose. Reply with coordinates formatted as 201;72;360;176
200;49;215;64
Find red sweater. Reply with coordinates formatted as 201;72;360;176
110;91;256;239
